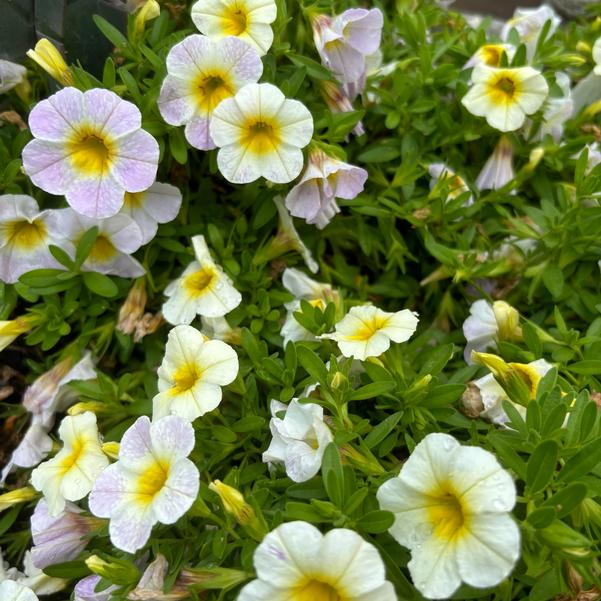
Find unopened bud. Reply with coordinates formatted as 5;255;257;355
179;566;249;591
68;401;105;416
26;39;73;86
86;555;140;585
0;487;38;512
209;480;255;525
134;0;160;37
525;147;545;172
492;301;522;341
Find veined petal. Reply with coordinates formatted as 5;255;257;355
28;87;83;141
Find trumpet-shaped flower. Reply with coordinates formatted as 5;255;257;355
263;395;333;483
501;5;560;60
534;72;573;143
323;305;419;361
30;412;109;516
59;209;145;277
22;87;159;218
0;195;68;284
0;581;38;601
377;433;520;599
281;268;339;345
476;136;515;191
26;39;73;86
463;299;522;362
0;60;27;94
210;83;314;184
120;182;182;244
88;415;199;553
464;43;515;69
312;9;384;84
191;0;277;56
462;65;548;132
152;324;238;421
163;235;242;324
238;521;396;601
158;34;263;151
594;37;601;76
428;163;473;205
285;149;367;229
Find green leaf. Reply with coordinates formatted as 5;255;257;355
542;263;564;298
286;53;332;80
356;510;395;533
321;443;344;508
75;226;99;267
526;440;559;493
526;506;556;529
568;360;601;375
348;381;396;401
48;244;75;269
541;482;587;518
93;14;127;47
43;560;90;579
82;272;119;298
365;412;402;449
557;438;601;483
297;345;328;382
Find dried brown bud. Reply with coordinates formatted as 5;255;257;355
461;382;484;418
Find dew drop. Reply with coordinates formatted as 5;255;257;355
492;498;506;510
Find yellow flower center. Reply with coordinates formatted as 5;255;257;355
183;266;216;297
59;435;86;474
348;315;389;341
89;234;117;262
135;460;169;504
68;128;115;175
123;191;145;208
240;119;281;155
488;72;520;105
221;3;248;35
427;484;470;542
6;219;47;250
193;72;234;112
172;362;202;394
481;45;504;67
293;580;346;601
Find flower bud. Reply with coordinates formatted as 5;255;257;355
134;0;161;37
86;555;140;585
179;566;249;591
209;480;255;525
0;315;37;351
0;487;38;512
101;441;120;460
492;300;522;342
26;39;73;86
67;401;105;416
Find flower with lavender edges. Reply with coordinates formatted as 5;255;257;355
74;575;116;601
285;149;367;229
89;415;199;553
22;87;159;219
158;34;263;151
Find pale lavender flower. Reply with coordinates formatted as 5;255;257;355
74;575;117;601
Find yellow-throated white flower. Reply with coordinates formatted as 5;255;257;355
464;43;515;69
377;433;520;599
462;64;548;132
210;83;314;184
162;235;242;325
191;0;277;56
323;304;419;361
501;5;560;60
152;324;238;421
237;521;396;600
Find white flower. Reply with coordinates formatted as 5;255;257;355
377;433;520;599
19;551;67;595
200;316;240;344
594;37;601;76
89;415;199;553
476;136;515;191
0;581;38;601
323;305;419;361
152;324;238;421
464;44;516;69
501;5;560;60
30;412;109;516
534;72;573;143
428;163;473;205
237;521;396;601
281;268;339;345
263;393;333;482
583;142;601;175
0;426;52;484
462;64;548;132
210;83;314;184
162;235;242;325
191;0;277;56
0;60;27;94
120;182;182;244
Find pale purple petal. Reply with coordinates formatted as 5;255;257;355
28;87;83;141
339;8;383;55
88;463;127;518
74;575;116;601
112;130;159;193
149;415;195;460
220;35;264;85
185;115;215;150
285;181;323;222
118;416;153;467
83;89;141;139
157;76;196;126
22;139;72;195
65;172;125;219
334;165;368;199
109;503;154;553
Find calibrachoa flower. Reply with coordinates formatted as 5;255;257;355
0;581;38;601
320;80;365;136
88;415;199;553
462;65;548;132
501;5;560;60
210;83;314;184
323;305;419;361
476;136;515;191
533;72;573;143
30;412;108;516
312;9;384;84
594;37;601;75
152;324;239;421
201;316;241;345
74;576;116;601
191;0;277;56
428;163;473;205
263;394;333;482
377;433;520;599
0;195;67;283
158;34;263;151
237;521;396;600
22;87;159;218
119;182;182;244
60;209;145;277
464;43;515;69
0;60;27;94
285;149;368;229
463;299;522;362
163;235;242;324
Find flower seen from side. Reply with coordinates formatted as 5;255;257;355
89;415;199;553
428;163;473;205
0;59;27;94
464;43;516;69
476;136;515;191
501;5;560;60
377;432;520;599
320;80;365;136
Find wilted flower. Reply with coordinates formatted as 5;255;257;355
116;279;147;336
31;412;109;516
464;43;516;69
22;87;159;218
158;34;263;150
0;581;38;601
594;37;601;75
210;83;313;184
462;65;548;132
128;555;188;600
476;136;515;191
428;163;473;205
501;5;560;60
89;415;199;553
0;195;68;283
320;80;365;136
162;235;242;325
285;149;367;229
323;305;419;361
238;521;396;600
377;433;520;599
263;394;333;483
191;0;277;56
152;324;238;421
26;39;72;86
0;59;27;94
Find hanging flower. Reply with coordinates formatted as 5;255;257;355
475;136;515;191
88;415;199;553
152;324;239;421
22;87;159;219
501;5;560;60
0;581;38;601
30;412;109;516
464;43;516;69
284;149;367;229
323;305;419;361
162;235;242;325
377;433;520;599
263;393;333;482
120;182;182;245
0;60;27;94
238;521;396;600
462;65;548;132
210;83;314;184
191;0;277;56
26;39;73;86
428;163;473;205
158;34;263;151
0;195;69;284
